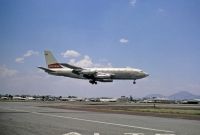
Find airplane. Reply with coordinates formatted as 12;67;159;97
38;51;149;85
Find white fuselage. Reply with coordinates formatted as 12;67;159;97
39;50;149;84
48;67;148;80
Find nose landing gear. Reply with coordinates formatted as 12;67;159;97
133;80;136;84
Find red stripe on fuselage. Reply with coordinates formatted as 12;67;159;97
48;63;62;68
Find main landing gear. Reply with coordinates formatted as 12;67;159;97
133;80;136;84
89;80;97;85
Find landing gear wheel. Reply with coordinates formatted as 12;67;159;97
133;80;136;84
89;80;97;85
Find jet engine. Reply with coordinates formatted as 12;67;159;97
81;69;96;75
95;72;112;79
98;79;113;82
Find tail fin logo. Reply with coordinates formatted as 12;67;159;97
48;63;62;68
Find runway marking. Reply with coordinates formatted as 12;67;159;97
2;108;175;133
63;132;82;135
155;134;176;135
124;133;144;135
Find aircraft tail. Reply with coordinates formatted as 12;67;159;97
44;50;62;69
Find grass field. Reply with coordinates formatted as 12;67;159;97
133;108;200;115
43;102;200;120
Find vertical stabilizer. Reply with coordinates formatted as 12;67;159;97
44;50;62;68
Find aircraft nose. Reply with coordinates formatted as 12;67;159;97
144;72;149;77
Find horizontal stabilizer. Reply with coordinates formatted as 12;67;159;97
38;67;55;73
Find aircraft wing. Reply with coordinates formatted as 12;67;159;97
81;71;114;82
59;63;85;75
81;70;114;80
60;63;83;70
60;63;114;79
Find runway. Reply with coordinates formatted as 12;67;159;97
0;102;199;135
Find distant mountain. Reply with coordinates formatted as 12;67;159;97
168;91;200;100
144;91;200;100
145;94;166;98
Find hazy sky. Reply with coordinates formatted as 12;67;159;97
0;0;200;97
